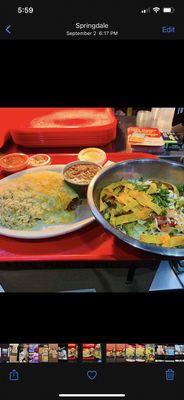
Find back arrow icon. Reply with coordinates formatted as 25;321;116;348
6;25;11;34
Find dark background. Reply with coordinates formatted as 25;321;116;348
0;40;183;106
0;292;183;342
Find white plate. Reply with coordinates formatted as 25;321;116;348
0;165;95;239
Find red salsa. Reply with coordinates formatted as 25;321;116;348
0;153;29;172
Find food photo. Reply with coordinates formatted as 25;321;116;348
0;107;184;292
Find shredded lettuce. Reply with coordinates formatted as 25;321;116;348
123;222;147;239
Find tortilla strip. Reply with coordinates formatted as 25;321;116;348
100;190;108;212
99;188;115;212
110;215;117;226
100;199;105;212
105;182;125;191
122;205;142;213
167;236;184;247
146;182;158;194
100;186;139;213
153;180;179;196
103;180;135;194
140;233;170;246
171;185;179;195
120;180;135;190
161;181;179;195
115;207;151;226
140;233;184;247
128;190;162;215
117;193;139;208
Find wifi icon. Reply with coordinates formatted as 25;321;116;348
153;6;160;13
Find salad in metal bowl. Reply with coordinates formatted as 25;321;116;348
100;178;184;248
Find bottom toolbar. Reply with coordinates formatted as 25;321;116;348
0;362;182;399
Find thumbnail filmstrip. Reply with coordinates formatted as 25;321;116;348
1;343;184;363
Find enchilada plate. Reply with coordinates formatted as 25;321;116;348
0;165;94;239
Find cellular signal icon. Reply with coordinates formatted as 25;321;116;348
153;6;161;13
141;7;150;13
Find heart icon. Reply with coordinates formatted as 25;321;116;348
87;370;97;380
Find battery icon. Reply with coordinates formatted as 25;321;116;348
163;7;175;13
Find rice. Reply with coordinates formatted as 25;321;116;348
0;183;44;229
0;171;79;230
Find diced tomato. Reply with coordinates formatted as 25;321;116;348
169;219;177;227
156;216;167;226
159;217;177;232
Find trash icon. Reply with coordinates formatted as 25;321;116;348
165;369;175;381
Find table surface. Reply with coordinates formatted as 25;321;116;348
0;151;163;264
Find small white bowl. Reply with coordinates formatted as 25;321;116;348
28;154;51;167
78;147;107;166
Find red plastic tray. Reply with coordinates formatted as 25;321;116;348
11;108;117;148
0;152;161;264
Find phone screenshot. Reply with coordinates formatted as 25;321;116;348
0;0;183;399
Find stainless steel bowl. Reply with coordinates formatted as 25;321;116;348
87;159;184;257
